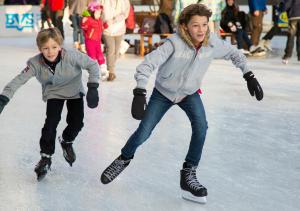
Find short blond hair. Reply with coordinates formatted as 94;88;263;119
36;27;64;49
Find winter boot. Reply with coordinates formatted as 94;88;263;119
59;136;76;166
100;64;109;81
263;39;272;51
180;162;207;204
249;45;266;57
34;154;52;181
107;72;116;81
101;155;131;184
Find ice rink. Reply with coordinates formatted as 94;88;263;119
0;33;299;211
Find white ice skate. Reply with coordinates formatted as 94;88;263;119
100;64;109;81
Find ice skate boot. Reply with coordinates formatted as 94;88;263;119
180;162;207;204
59;136;76;166
101;155;131;184
34;154;52;181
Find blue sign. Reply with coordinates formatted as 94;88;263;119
5;13;34;31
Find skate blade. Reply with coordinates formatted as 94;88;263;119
64;158;74;167
63;152;75;167
182;191;207;204
36;172;47;181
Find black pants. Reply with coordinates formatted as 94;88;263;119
50;10;64;38
262;24;281;40
40;98;84;155
284;19;300;58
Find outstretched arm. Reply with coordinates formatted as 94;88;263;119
212;34;263;101
1;62;36;100
0;62;36;114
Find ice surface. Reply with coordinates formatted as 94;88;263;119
0;33;299;211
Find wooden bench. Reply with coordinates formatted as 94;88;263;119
139;33;171;56
137;32;254;56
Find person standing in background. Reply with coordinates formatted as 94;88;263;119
100;0;130;81
282;0;300;64
248;0;267;56
68;0;90;52
40;0;65;38
260;0;286;51
172;0;199;25
201;0;225;34
81;1;109;80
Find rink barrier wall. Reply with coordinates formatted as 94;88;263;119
0;5;40;37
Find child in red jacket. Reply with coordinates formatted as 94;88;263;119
81;1;109;80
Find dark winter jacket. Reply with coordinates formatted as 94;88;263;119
248;0;267;13
284;0;300;20
221;5;240;32
221;5;249;33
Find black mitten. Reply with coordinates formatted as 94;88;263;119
0;95;9;114
131;88;147;120
243;71;263;101
86;83;99;108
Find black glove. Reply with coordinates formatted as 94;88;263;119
86;83;99;108
131;88;147;120
243;71;263;101
0;95;9;114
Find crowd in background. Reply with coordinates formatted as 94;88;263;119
2;0;300;66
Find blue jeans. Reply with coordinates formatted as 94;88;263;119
121;88;208;166
70;14;84;44
236;29;252;49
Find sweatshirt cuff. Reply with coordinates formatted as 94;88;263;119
136;79;147;89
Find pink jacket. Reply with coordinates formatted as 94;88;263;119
81;16;108;41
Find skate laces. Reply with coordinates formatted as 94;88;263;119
104;158;129;181
184;167;203;191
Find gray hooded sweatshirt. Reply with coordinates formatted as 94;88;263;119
135;32;250;103
1;48;99;102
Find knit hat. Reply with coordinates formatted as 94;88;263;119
88;1;103;12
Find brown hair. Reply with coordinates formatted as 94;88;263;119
178;3;212;25
177;4;212;47
36;27;64;49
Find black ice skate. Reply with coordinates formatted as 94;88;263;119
101;155;131;184
180;162;207;204
34;155;52;181
59;136;76;166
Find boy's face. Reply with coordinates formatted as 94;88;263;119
39;38;61;62
185;15;208;47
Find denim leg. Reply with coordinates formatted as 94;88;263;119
236;29;243;49
77;15;85;44
284;20;298;58
242;30;252;48
121;89;173;158
177;92;208;166
70;15;78;42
